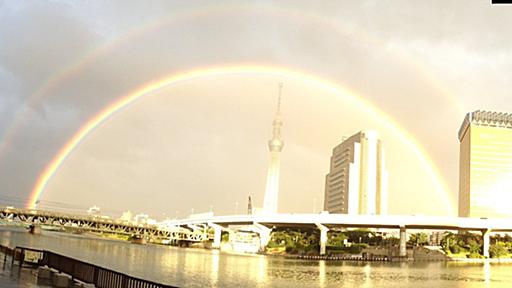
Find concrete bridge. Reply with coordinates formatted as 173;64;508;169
0;207;206;242
167;213;512;258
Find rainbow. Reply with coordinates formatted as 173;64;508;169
0;5;221;159
27;65;454;214
0;5;466;163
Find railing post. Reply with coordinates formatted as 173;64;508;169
121;275;128;288
10;248;15;272
2;248;7;270
71;260;75;281
41;250;48;266
18;248;24;276
93;266;99;286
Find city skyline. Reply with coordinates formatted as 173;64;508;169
2;1;512;218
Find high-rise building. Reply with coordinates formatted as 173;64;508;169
323;130;388;215
458;110;512;218
262;84;284;214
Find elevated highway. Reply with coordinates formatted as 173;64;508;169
168;213;512;257
169;213;512;231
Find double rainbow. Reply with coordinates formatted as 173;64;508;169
0;5;465;162
27;65;453;213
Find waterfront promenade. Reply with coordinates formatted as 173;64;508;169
0;255;47;288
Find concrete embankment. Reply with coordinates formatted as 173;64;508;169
448;257;512;263
283;254;389;261
384;246;449;261
275;246;452;262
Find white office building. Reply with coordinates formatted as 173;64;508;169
323;130;388;215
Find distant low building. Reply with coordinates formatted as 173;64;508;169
133;213;156;225
87;206;101;216
119;211;133;223
323;130;388;215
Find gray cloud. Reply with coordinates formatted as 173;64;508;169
0;1;511;218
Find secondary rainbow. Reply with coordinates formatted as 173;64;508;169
0;5;465;163
27;65;454;213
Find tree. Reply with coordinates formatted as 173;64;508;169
466;239;481;254
346;229;371;243
382;236;399;246
489;242;508;258
441;232;482;256
408;232;429;246
347;243;367;254
450;244;462;254
327;231;347;247
267;229;320;253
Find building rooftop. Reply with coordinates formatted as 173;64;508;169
458;110;512;141
332;130;379;152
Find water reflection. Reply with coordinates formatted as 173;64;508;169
1;228;512;287
362;263;372;288
483;260;491;288
318;260;325;288
256;255;267;288
210;250;220;287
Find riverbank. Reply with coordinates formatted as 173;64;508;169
265;245;512;263
3;228;512;287
448;257;512;263
280;253;389;261
6;225;512;264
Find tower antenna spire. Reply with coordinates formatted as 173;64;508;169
276;82;283;116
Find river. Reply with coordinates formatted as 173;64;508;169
0;227;511;287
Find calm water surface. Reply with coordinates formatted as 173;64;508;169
0;227;511;288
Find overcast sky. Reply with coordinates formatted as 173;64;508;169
1;0;512;219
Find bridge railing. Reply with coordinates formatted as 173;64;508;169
0;245;178;288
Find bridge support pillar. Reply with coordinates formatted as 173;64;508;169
29;224;42;235
482;229;491;258
254;223;272;252
399;226;407;257
208;223;224;249
315;223;329;256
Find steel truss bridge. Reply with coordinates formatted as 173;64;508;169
0;207;206;242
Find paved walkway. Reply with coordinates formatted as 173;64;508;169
0;254;51;288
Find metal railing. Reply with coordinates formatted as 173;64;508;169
0;245;178;288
